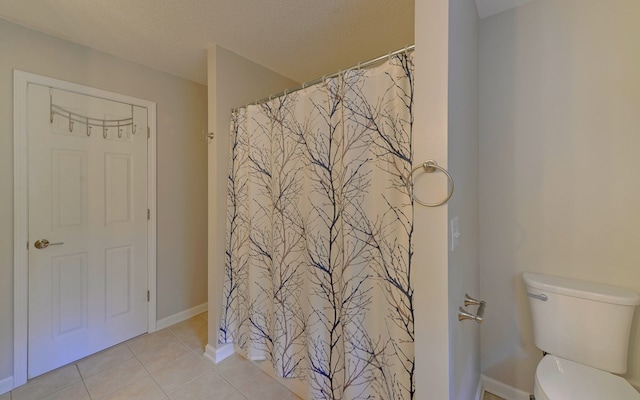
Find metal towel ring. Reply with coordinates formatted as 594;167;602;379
405;160;454;207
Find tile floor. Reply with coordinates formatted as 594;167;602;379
1;312;300;400
483;392;506;400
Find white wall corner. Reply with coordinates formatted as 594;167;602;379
0;376;13;395
481;375;532;400
204;343;234;364
156;302;207;331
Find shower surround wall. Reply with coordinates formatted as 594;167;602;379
479;0;640;393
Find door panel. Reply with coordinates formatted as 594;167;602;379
52;253;88;336
52;150;87;229
105;154;133;225
27;83;148;378
105;245;134;319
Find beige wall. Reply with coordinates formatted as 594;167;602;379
0;19;208;382
479;0;640;392
447;1;480;399
206;45;298;352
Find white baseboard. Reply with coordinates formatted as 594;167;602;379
0;376;13;395
203;343;235;364
475;376;485;400
481;375;532;400
156;302;207;330
629;379;640;392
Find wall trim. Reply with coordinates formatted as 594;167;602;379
481;375;532;400
0;376;13;396
204;343;235;364
474;375;485;400
156;302;208;330
13;70;158;388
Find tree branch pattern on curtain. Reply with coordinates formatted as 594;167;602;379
220;53;415;400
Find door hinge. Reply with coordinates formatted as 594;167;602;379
147;127;150;138
147;209;150;220
147;290;150;302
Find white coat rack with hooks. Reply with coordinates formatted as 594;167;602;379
50;93;136;139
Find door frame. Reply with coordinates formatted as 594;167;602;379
12;70;157;387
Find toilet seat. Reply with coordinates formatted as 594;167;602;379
536;355;640;400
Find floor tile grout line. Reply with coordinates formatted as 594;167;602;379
81;349;153;400
76;344;137;382
15;363;85;400
12;315;215;400
212;356;264;392
165;324;202;353
211;363;249;392
74;362;93;400
158;355;216;396
126;329;216;398
166;316;210;355
125;340;170;398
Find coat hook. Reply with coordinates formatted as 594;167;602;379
68;112;74;132
50;92;54;123
87;125;92;137
132;124;137;135
103;127;108;139
201;128;215;142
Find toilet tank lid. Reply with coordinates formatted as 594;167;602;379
523;272;640;306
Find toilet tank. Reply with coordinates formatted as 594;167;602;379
523;272;640;374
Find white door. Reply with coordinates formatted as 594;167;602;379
27;84;149;378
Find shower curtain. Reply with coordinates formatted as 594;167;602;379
220;52;415;400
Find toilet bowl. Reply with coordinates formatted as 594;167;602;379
523;272;640;400
534;355;640;400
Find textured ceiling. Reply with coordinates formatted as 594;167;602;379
0;0;414;85
0;1;529;85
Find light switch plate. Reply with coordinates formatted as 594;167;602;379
450;217;460;251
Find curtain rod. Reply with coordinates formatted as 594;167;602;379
233;44;415;112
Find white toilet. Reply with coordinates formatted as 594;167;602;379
523;272;640;399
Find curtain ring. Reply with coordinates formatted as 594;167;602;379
405;160;454;207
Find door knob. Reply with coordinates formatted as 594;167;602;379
34;239;64;249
